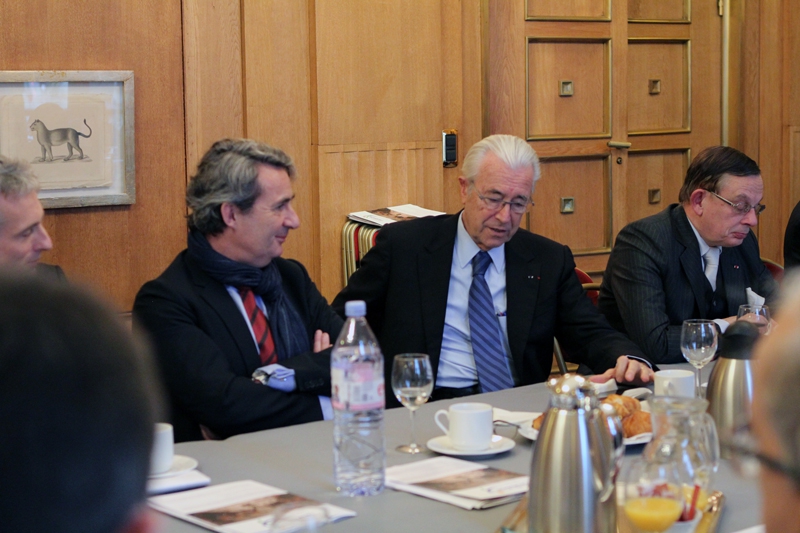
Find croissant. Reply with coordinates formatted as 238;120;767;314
622;410;652;438
602;394;641;419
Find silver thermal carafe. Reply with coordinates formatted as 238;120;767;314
528;374;624;533
706;320;759;457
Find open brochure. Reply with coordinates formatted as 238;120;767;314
385;457;528;510
347;204;444;227
148;480;356;533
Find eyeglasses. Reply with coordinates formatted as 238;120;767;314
708;191;766;216
722;424;800;489
475;191;533;215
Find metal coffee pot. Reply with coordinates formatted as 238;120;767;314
528;374;624;533
706;320;759;457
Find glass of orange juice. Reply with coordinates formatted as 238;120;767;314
621;458;685;533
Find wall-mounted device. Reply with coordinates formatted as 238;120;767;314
443;129;457;167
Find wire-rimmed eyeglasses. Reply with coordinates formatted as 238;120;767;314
722;424;800;490
708;190;766;216
475;191;533;215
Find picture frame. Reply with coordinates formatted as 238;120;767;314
0;70;135;208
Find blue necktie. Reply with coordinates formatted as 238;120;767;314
469;251;514;392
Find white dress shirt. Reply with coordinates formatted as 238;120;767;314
686;221;729;334
226;287;333;419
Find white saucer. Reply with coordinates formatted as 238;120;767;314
426;435;515;456
149;455;198;479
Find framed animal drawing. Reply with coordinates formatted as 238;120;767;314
0;70;134;208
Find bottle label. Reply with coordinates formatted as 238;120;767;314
331;363;385;411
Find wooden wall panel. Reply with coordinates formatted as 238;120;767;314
527;0;609;20
242;0;316;279
183;0;244;178
531;156;610;252
628;0;687;22
627;41;688;134
0;0;187;311
318;142;440;299
442;0;483;215
527;40;610;138
315;0;444;145
755;0;784;259
626;149;688;222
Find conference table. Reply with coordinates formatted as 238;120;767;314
160;365;762;533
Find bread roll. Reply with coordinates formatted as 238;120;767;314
602;394;641;419
532;413;545;431
622;410;652;438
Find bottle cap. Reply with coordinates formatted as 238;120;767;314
344;300;367;317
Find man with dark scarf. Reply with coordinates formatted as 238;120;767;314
134;139;343;442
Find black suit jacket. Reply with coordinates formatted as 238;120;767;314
133;251;343;442
599;204;777;364
332;213;646;407
784;200;800;270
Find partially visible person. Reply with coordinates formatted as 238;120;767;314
0;275;163;533
745;275;800;533
0;156;64;280
784;199;800;270
333;134;653;408
599;146;777;364
134;138;343;442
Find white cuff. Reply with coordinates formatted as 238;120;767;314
713;319;729;334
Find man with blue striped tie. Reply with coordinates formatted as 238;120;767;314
334;135;653;407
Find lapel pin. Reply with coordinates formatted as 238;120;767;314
734;265;739;269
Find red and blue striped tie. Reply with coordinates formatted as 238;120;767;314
238;287;277;365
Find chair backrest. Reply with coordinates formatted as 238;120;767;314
762;257;784;282
574;267;600;306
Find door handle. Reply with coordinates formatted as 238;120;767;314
607;141;632;149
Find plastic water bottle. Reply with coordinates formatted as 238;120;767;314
331;300;385;496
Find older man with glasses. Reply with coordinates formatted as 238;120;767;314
333;134;653;408
722;276;800;533
599;146;778;364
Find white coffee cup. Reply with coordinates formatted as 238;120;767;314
434;402;493;451
654;369;695;398
150;422;174;475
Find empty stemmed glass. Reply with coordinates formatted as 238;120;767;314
737;304;771;335
680;319;719;398
391;353;433;454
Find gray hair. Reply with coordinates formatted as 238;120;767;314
757;273;800;483
461;134;541;194
0;156;40;197
186;138;296;235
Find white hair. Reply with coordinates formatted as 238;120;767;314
461;134;541;193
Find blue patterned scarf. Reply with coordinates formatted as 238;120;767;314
187;230;310;360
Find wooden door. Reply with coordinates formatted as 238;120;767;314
487;0;723;278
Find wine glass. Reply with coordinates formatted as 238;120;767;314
391;353;434;454
737;304;771;335
621;458;686;533
680;319;718;398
